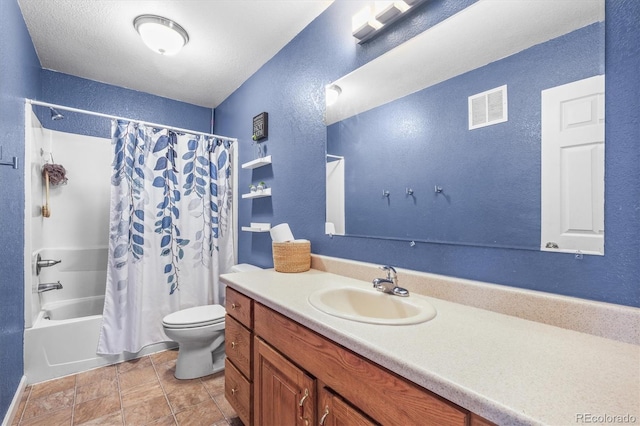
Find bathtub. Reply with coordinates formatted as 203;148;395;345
24;248;176;384
24;295;176;384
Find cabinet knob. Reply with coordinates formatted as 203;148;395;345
231;303;237;310
231;341;237;349
231;387;237;396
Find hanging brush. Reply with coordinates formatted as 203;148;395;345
41;162;68;218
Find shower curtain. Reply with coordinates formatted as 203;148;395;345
98;120;234;355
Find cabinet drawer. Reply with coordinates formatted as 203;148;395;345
225;358;252;426
226;287;252;328
225;314;252;379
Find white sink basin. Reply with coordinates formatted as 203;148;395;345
308;286;437;325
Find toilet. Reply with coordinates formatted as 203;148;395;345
162;263;262;379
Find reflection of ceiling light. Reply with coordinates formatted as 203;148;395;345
326;84;342;106
134;15;189;55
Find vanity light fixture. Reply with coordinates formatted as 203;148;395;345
134;15;189;55
375;1;410;24
352;5;383;41
326;84;342;106
352;0;425;43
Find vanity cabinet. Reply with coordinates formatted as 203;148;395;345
318;387;377;426
225;288;254;426
254;337;316;425
224;287;496;426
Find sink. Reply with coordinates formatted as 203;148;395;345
308;287;437;325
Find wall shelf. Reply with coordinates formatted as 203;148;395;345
242;188;272;199
241;155;272;170
241;226;271;233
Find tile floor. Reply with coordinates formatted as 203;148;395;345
11;350;242;426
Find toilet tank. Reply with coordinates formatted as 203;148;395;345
230;263;262;273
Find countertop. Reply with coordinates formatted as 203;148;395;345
220;268;640;426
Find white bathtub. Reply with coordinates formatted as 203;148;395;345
24;249;176;384
41;295;104;322
24;296;176;384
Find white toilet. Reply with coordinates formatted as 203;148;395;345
162;263;261;379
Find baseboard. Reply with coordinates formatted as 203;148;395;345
1;375;27;426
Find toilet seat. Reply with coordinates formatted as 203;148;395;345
162;305;225;329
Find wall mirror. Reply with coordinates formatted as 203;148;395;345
325;0;605;254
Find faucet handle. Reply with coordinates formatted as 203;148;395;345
379;265;397;280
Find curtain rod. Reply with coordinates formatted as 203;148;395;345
27;99;237;142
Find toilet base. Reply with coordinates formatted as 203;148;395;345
174;341;226;380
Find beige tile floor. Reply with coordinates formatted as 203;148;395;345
11;350;242;426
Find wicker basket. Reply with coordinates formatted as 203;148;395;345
272;240;311;273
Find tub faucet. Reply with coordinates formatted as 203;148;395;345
38;281;63;293
372;265;409;297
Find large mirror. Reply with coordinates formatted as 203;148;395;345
325;0;605;253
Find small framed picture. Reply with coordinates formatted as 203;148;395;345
252;112;268;141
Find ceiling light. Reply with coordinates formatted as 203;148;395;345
134;15;189;55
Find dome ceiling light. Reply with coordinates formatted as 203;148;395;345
134;15;189;55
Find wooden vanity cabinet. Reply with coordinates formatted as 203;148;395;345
254;337;316;426
224;287;496;426
225;288;254;426
318;386;378;426
253;302;467;426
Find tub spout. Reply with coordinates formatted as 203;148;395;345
38;281;63;293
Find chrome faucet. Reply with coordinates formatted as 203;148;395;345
38;281;63;293
372;265;409;297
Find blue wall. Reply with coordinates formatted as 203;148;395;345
216;0;639;308
0;0;41;418
37;70;213;137
0;9;212;420
328;23;603;248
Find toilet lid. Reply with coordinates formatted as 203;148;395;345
162;305;225;329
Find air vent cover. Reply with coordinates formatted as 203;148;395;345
469;85;508;129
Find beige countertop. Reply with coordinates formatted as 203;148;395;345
221;268;640;426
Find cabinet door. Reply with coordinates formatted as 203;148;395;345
254;337;316;426
319;387;378;426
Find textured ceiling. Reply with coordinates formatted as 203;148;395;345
18;0;333;108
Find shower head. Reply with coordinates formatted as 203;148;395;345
49;107;64;121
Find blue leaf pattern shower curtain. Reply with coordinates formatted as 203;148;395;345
97;120;234;355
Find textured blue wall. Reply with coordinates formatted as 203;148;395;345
0;30;212;422
216;0;639;308
38;70;213;137
328;24;603;248
0;0;41;418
